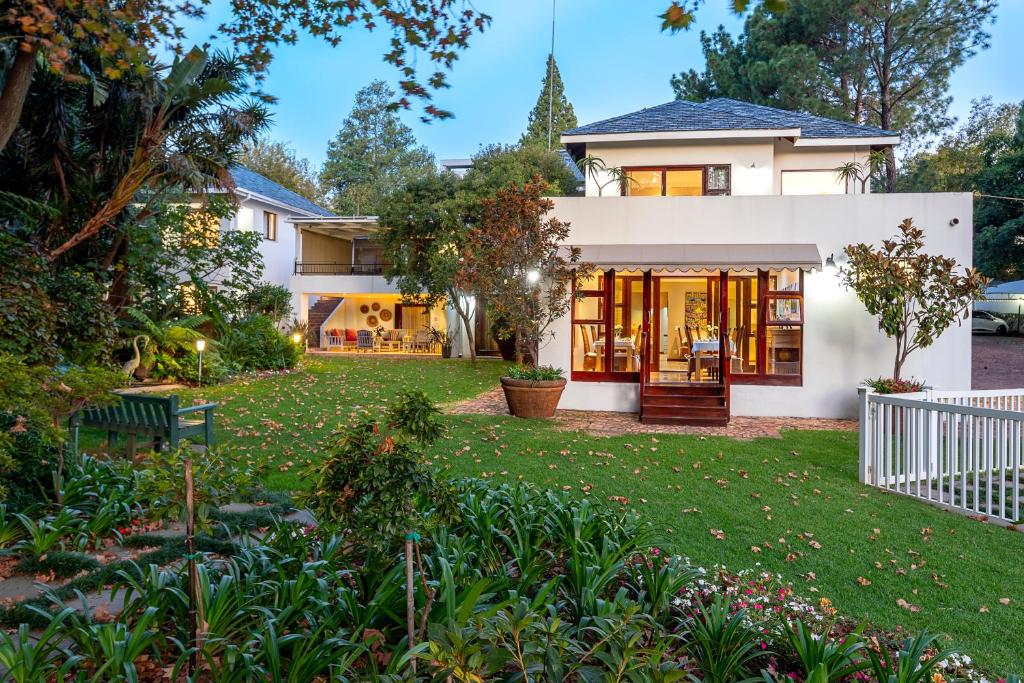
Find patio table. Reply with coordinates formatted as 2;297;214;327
690;338;737;378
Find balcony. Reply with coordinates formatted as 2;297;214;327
294;262;390;275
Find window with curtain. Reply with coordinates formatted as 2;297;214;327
623;165;731;196
263;211;277;241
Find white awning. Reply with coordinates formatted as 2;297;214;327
566;243;822;273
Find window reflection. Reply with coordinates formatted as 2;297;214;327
665;169;703;196
625;170;661;196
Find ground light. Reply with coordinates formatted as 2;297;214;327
195;338;206;386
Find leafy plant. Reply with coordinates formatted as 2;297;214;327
504;364;565;381
683;597;767;683
0;504;24;549
0;608;81;682
782;618;867;682
841;219;988;379
866;630;956;683
863;377;927;395
301;392;456;557
218;314;302;373
15;509;82;556
135;445;267;528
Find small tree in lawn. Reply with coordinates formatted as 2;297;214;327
840;218;988;380
378;174;478;360
458;177;588;365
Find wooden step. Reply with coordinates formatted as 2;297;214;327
641;404;728;419
642;414;729;427
643;384;725;396
642;394;725;408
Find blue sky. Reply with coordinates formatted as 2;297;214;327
183;1;1024;167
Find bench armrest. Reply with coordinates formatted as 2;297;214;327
176;402;218;415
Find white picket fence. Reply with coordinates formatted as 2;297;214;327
858;388;1024;522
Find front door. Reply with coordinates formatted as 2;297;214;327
645;272;728;385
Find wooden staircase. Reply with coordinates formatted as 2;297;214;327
307;296;343;347
641;384;729;426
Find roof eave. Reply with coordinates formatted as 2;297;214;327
792;135;900;147
561;128;802;144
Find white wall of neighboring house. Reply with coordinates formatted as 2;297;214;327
542;192;974;419
578;139;875;197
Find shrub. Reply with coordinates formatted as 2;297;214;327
301;391;455;557
135;445;268;528
234;282;293;323
0;412;58;512
219;314;301;372
504;364;564;381
864;377;927;394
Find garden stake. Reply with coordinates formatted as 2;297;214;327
185;458;199;676
405;531;419;675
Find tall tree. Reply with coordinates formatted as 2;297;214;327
1;0;490;149
973;105;1024;280
378;174;478;360
520;54;577;150
673;0;997;189
463;144;580;198
321;81;436;216
239;139;325;205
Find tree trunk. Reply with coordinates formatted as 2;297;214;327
448;290;476;361
0;45;39;150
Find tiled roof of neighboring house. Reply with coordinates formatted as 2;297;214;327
228;165;336;217
563;98;898;140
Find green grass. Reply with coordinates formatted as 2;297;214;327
81;357;1024;673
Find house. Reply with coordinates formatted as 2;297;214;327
541;98;974;423
219;166;459;353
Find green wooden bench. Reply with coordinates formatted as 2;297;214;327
70;394;217;458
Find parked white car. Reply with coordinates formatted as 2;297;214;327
972;310;1009;334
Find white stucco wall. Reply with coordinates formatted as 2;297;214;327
226;197;300;290
580;139;874;197
539;193;974;419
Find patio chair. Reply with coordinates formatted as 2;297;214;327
683;325;698;381
413;330;433;353
356;329;374;352
380;329;402;351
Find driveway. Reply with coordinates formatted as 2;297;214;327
973;334;1024;389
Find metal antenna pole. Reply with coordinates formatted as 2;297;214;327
547;0;556;150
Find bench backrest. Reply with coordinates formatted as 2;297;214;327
80;394;179;432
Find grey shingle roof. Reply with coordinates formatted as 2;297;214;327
228;166;336;217
558;149;585;182
564;98;897;140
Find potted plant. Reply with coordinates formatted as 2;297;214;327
500;365;566;419
429;327;453;359
490;315;517;362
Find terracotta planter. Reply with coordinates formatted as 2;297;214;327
500;377;566;419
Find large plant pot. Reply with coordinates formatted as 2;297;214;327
500;377;566;419
496;335;517;361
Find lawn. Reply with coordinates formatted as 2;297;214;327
87;357;1023;673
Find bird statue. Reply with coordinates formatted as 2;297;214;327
122;335;149;382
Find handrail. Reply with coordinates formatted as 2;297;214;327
638;327;648;418
318;297;347;349
294;262;390;275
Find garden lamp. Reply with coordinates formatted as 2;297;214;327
526;269;541;284
292;332;303;347
195;338;206;385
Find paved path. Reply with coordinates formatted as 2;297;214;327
973;335;1024;389
448;387;856;439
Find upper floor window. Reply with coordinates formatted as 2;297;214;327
263;211;278;241
622;165;731;197
780;170;846;195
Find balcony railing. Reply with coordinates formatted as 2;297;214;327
294;262;390;275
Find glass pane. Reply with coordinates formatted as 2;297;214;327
767;297;802;323
572;323;606;372
727;276;757;374
625;170;661;196
665;169;703;196
611;274;643;372
707;165;730;194
768;269;801;292
767;326;801;375
781;170;845;195
573;295;604;322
